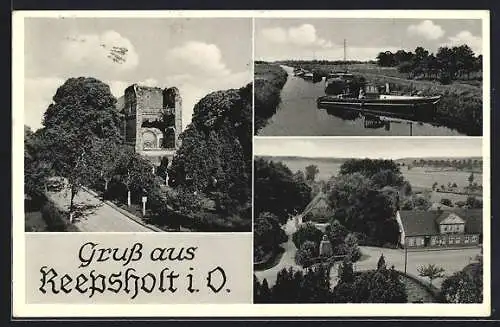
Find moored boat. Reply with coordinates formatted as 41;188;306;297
294;68;306;76
317;92;441;119
303;72;314;80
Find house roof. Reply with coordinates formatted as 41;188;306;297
302;191;331;216
399;209;482;236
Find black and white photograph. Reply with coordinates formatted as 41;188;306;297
254;18;483;136
13;9;490;318
254;138;484;304
23;17;253;232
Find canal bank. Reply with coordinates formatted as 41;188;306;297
259;66;467;136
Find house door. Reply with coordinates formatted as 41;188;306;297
424;236;431;247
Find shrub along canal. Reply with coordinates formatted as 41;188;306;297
258;66;465;136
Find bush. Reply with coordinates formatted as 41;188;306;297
440;198;452;207
41;201;78;232
439;73;453;85
292;222;324;250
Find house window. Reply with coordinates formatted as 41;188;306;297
471;235;479;243
407;238;415;246
464;235;470;244
431;237;436;245
455;237;461;244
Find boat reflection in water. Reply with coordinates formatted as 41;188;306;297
320;103;425;136
316;81;441;135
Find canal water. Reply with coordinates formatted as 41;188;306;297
259;66;464;136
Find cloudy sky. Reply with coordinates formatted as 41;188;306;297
254;138;482;159
24;18;252;130
256;18;482;61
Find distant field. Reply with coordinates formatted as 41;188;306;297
261;157;483;192
268;157;343;181
401;166;482;189
429;192;481;204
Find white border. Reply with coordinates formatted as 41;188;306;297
13;9;491;318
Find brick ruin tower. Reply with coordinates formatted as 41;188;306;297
117;84;182;168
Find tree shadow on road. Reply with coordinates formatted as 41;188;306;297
71;202;103;222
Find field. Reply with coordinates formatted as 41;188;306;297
428;191;479;204
402;166;482;190
264;157;483;199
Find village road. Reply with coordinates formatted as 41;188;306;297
255;218;481;289
47;188;155;232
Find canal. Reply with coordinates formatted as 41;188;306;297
259;66;464;136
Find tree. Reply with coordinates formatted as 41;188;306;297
305;164;320;182
156;156;170;185
254;212;287;262
300;265;333;302
115;147;156;207
468;172;475;186
466;196;482;209
417;264;445;286
338;259;354;283
412;46;429;78
88;139;121;193
441;270;482;303
437;46;456;80
295;240;318;268
454;44;476;79
35;127;101;223
34;77;123;222
292;222;323;250
168;85;252;215
325;219;349;253
43;77;122;142
272;267;304;303
398;61;414;79
441;261;482;303
254;158;312;223
24;129;53;199
377;254;387;271
344;233;361;262
376;51;397;67
332;258;407;303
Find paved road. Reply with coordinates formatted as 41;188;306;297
254;218;303;286
340;246;481;288
256;218;481;289
47;188;155;232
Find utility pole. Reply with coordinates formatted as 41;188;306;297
404;241;408;274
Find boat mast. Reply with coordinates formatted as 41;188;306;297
343;39;347;72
